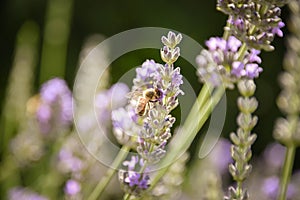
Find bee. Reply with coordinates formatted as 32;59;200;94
129;88;162;116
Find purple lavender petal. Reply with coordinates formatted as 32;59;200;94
227;36;242;52
248;49;262;63
231;61;246;78
272;21;285;37
245;63;263;78
206;37;220;51
123;156;139;171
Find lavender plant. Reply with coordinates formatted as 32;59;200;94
273;0;300;199
194;0;288;199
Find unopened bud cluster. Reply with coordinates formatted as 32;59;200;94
217;0;287;51
225;80;258;200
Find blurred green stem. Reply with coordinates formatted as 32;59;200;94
278;145;296;200
87;145;130;200
39;0;73;84
0;21;39;158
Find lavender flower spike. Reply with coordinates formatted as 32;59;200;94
137;32;183;163
117;31;184;198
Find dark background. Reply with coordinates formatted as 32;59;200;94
0;0;296;165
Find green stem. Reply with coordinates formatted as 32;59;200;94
87;145;130;200
184;84;211;124
237;182;243;197
223;18;232;40
278;145;296;200
260;4;269;17
150;86;225;188
124;193;131;200
237;43;248;61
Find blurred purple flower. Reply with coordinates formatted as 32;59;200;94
262;176;296;199
263;143;286;170
208;138;233;174
57;148;84;173
36;78;72;134
95;82;129;126
64;179;81;196
8;187;48;200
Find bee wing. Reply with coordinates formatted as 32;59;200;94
126;90;143;100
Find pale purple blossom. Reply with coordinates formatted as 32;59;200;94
123;156;139;171
206;37;227;51
64;179;81;196
133;59;160;90
197;36;263;88
245;63;263;79
227;35;242;52
121;156;150;190
247;49;262;63
272;21;285;37
124;171;150;189
231;61;246;78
